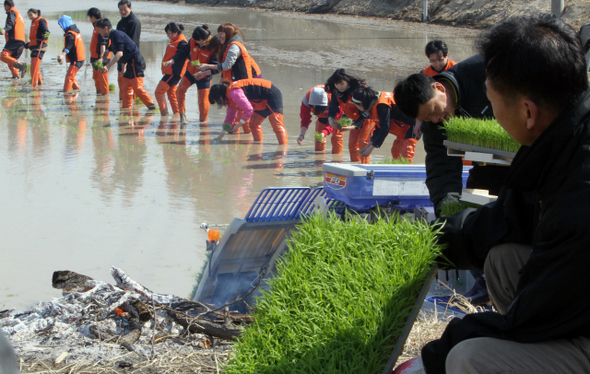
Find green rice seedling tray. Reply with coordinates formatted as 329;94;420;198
444;140;515;165
222;213;442;374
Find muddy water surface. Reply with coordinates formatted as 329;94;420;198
0;0;479;309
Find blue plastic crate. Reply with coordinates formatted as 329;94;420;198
323;164;471;212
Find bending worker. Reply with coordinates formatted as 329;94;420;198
97;18;155;111
349;86;418;162
209;78;288;145
298;85;343;154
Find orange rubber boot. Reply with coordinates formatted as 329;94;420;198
121;78;134;109
118;71;124;101
349;129;361;162
330;128;344;154
248;113;265;141
314;120;326;152
358;120;375;164
1;50;19;77
176;76;191;114
167;84;179;114
63;64;80;92
197;88;210;122
268;112;288;145
130;77;155;108
30;57;41;88
93;69;109;95
155;80;170;114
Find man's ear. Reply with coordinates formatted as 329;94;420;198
432;81;445;94
523;98;539;131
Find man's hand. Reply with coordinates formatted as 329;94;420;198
414;120;423;138
359;143;375;157
297;134;305;145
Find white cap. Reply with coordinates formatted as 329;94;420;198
308;87;328;106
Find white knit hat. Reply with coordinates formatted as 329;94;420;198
308;87;328;106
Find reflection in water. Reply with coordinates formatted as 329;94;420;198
0;0;476;310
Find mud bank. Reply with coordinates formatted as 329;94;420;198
182;0;590;30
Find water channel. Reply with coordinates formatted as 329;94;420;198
0;0;480;310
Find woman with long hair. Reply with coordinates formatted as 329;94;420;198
175;25;221;123
209;78;287;145
157;22;189;115
325;68;374;163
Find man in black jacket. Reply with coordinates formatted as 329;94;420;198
394;56;508;218
116;0;140;101
395;14;590;374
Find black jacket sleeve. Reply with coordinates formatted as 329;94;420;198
64;33;75;53
422;121;464;210
4;10;15;33
370;103;390;148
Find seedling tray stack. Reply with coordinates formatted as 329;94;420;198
443;117;519;166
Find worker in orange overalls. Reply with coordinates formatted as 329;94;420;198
421;40;457;77
349;86;418;162
209;78;287;145
97;18;155;111
23;8;48;87
0;0;26;79
87;8;111;95
157;22;189;116
325;68;375;164
298;85;343;154
57;15;85;93
176;25;221;124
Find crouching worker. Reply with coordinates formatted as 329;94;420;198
393;15;590;374
97;18;155;110
57;15;84;93
349;87;418;162
210;78;288;144
298;85;343;153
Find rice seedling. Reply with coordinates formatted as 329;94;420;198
444;117;521;153
92;60;104;70
109;83;116;92
57;55;63;65
135;97;142;104
336;115;352;128
26;64;30;72
375;157;411;164
191;60;201;67
222;123;233;132
439;199;478;217
43;31;50;40
314;131;325;143
223;212;442;374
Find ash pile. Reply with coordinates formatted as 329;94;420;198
0;267;249;373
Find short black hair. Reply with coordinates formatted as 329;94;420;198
87;7;101;19
425;40;448;57
478;15;589;114
351;86;379;111
393;74;437;119
118;0;131;8
96;18;112;30
4;0;14;8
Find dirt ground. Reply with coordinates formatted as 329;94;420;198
182;0;590;30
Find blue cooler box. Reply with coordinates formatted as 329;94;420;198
322;163;470;212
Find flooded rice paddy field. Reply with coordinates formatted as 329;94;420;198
0;0;479;310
